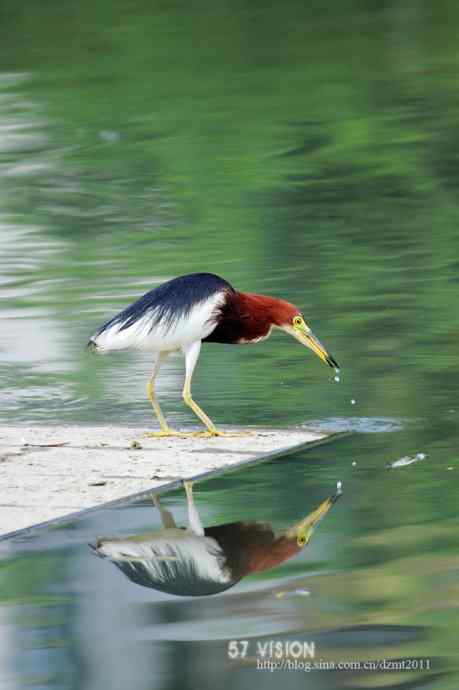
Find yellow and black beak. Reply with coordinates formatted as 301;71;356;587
290;323;339;369
286;482;342;548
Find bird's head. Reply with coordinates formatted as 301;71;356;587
274;301;339;369
284;484;342;550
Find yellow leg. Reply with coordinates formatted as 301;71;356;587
182;378;250;437
182;375;222;436
146;361;179;437
152;494;177;528
183;480;204;535
183;479;193;498
180;342;252;438
144;353;189;438
144;352;214;438
147;378;172;434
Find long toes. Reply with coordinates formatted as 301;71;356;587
143;430;179;438
188;430;217;438
143;430;205;439
207;430;253;438
143;430;253;439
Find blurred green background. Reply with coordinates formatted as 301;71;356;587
1;0;459;430
1;3;459;688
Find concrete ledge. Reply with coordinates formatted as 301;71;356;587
0;425;332;538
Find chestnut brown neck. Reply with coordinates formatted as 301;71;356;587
245;535;301;574
204;291;296;344
238;292;295;327
205;522;301;580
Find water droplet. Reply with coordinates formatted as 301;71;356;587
352;461;357;467
416;452;426;460
334;375;340;383
351;399;356;405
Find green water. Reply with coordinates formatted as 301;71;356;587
1;0;459;687
0;437;457;689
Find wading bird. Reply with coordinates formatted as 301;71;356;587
88;273;338;436
92;480;342;597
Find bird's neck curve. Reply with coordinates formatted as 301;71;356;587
237;292;297;328
203;291;297;345
244;534;301;573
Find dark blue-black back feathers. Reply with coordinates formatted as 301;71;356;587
94;272;235;338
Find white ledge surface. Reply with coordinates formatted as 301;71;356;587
0;425;327;537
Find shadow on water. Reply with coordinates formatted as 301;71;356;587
90;481;342;597
0;427;456;689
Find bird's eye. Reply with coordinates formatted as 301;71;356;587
293;316;303;327
297;535;306;547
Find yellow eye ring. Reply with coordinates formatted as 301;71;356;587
293;316;303;327
297;535;306;546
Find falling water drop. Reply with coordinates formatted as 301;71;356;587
334;367;340;383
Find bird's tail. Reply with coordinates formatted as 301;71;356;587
88;540;105;557
86;339;98;353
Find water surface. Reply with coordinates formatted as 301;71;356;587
1;1;459;688
0;433;456;689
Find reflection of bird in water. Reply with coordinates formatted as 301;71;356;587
92;480;342;597
87;273;338;436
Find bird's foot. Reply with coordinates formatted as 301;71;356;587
198;429;254;438
144;429;253;439
143;429;196;439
